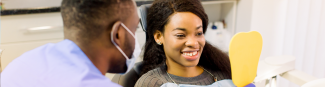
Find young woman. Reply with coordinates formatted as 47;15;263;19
135;0;236;87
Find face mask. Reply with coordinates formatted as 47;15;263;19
110;23;141;74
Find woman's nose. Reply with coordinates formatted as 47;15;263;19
185;38;199;48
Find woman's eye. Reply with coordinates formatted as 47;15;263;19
196;32;203;36
176;34;185;37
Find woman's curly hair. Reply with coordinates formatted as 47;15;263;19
141;0;232;79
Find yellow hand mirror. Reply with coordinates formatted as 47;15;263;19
229;31;263;87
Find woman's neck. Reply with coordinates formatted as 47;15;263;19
166;58;204;77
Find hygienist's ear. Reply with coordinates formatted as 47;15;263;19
111;21;122;46
154;30;164;45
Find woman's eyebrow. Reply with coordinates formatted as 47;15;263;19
196;25;202;30
173;25;202;31
173;28;186;31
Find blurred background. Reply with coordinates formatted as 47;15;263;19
0;0;324;87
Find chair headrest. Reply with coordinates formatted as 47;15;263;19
133;61;143;75
139;4;152;32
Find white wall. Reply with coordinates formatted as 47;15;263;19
250;0;288;60
235;0;254;33
1;0;62;9
0;0;154;9
249;0;325;87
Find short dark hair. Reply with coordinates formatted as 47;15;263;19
61;0;134;41
141;0;232;79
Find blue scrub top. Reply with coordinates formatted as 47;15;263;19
1;39;121;87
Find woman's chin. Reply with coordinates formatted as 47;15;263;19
183;65;198;67
181;61;200;67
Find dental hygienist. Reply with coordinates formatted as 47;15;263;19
1;0;140;87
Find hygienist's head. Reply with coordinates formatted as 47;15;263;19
60;0;139;73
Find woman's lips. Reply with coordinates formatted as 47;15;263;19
181;51;199;61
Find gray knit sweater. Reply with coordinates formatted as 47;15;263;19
135;65;231;87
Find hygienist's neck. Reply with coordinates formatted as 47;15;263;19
166;58;203;77
64;30;115;75
79;41;113;75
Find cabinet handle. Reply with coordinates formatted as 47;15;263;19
22;26;63;33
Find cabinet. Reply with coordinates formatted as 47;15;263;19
1;12;64;71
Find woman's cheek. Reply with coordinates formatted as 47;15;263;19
199;38;206;46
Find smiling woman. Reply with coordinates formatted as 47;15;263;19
160;12;206;69
135;0;233;87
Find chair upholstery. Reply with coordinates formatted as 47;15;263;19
111;62;143;87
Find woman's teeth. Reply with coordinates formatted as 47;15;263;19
183;51;198;56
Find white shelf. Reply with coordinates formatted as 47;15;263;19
201;0;237;35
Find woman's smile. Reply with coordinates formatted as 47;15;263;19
181;50;200;61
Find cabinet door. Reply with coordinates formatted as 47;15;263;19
1;12;64;44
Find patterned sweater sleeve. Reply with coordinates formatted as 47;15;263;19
135;71;165;87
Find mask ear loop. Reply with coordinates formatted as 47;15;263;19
121;23;136;38
110;23;136;60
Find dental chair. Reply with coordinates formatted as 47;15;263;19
111;4;151;87
111;62;143;87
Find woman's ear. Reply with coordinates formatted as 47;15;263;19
111;21;122;46
154;30;163;45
